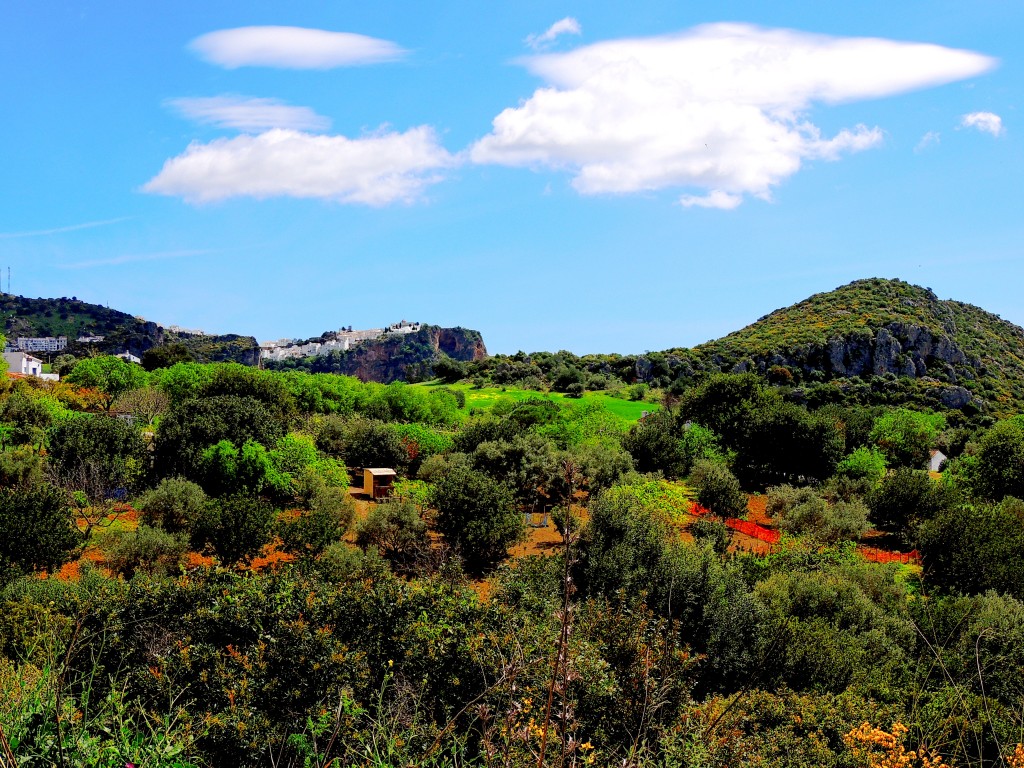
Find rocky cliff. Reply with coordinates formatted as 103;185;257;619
282;325;487;383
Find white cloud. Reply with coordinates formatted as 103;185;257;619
679;191;742;210
525;17;582;50
143;127;456;206
0;217;130;239
960;111;1004;136
59;249;213;269
190;26;406;69
167;95;331;132
472;23;995;206
915;131;941;153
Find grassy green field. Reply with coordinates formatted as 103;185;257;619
413;381;659;422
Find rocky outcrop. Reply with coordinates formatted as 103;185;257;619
299;325;487;383
732;322;981;386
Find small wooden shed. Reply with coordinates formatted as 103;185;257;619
363;468;397;499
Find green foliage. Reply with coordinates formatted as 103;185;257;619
600;479;694;526
141;342;194;371
155;395;284;480
869;408;945;469
0;446;46;489
136;477;207;535
691;460;747;518
918;497;1024;598
149;361;214;406
867;468;955;536
279;471;355;559
973;414;1024;501
317;416;410;470
0;483;82;581
1;390;52;446
770;485;871;545
355;498;430;570
269;431;319;475
48;415;147;498
835;445;887;483
191;494;275;565
679;422;729;474
65;355;149;409
622;409;685;476
431;466;523;570
691;517;731;553
199;439;291;498
107;524;187;578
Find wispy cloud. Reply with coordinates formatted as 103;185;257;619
960;111;1004;136
473;23;996;208
525;18;581;50
143;127;456;206
190;26;407;69
0;217;130;240
58;249;212;270
167;95;331;132
915;131;941;153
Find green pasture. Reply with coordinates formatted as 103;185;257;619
413;381;659;422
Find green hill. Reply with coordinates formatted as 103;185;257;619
0;293;258;364
684;278;1024;414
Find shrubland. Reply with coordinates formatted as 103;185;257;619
0;352;1023;767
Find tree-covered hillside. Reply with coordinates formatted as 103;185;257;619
0;293;258;364
688;278;1024;412
466;279;1024;418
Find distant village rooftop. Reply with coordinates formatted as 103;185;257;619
259;320;421;362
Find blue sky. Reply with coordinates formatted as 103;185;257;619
1;1;1021;354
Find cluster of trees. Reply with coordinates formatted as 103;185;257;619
3;356;1024;765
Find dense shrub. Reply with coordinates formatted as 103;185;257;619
432;467;523;570
691;460;747;518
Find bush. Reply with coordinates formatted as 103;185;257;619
48;415;148;499
691;518;731;554
432;467;523;571
278;486;355;559
691;461;747;518
198;439;291;498
918;497;1024;598
137;477;207;535
0;483;82;582
107;524;187;578
835;446;887;484
355;499;429;570
191;494;275;565
776;490;871;545
867;468;955;536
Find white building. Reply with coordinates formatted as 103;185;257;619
4;351;44;376
929;450;948;473
258;321;419;362
115;351;142;365
77;334;105;344
16;336;67;353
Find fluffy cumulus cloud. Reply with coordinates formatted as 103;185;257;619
525;18;582;50
190;26;406;69
472;23;996;207
143;127;455;206
960;111;1004;136
167;96;331;132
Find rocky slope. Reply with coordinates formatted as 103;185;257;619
683;278;1024;413
277;325;487;383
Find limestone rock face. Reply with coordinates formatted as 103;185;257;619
324;325;487;383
